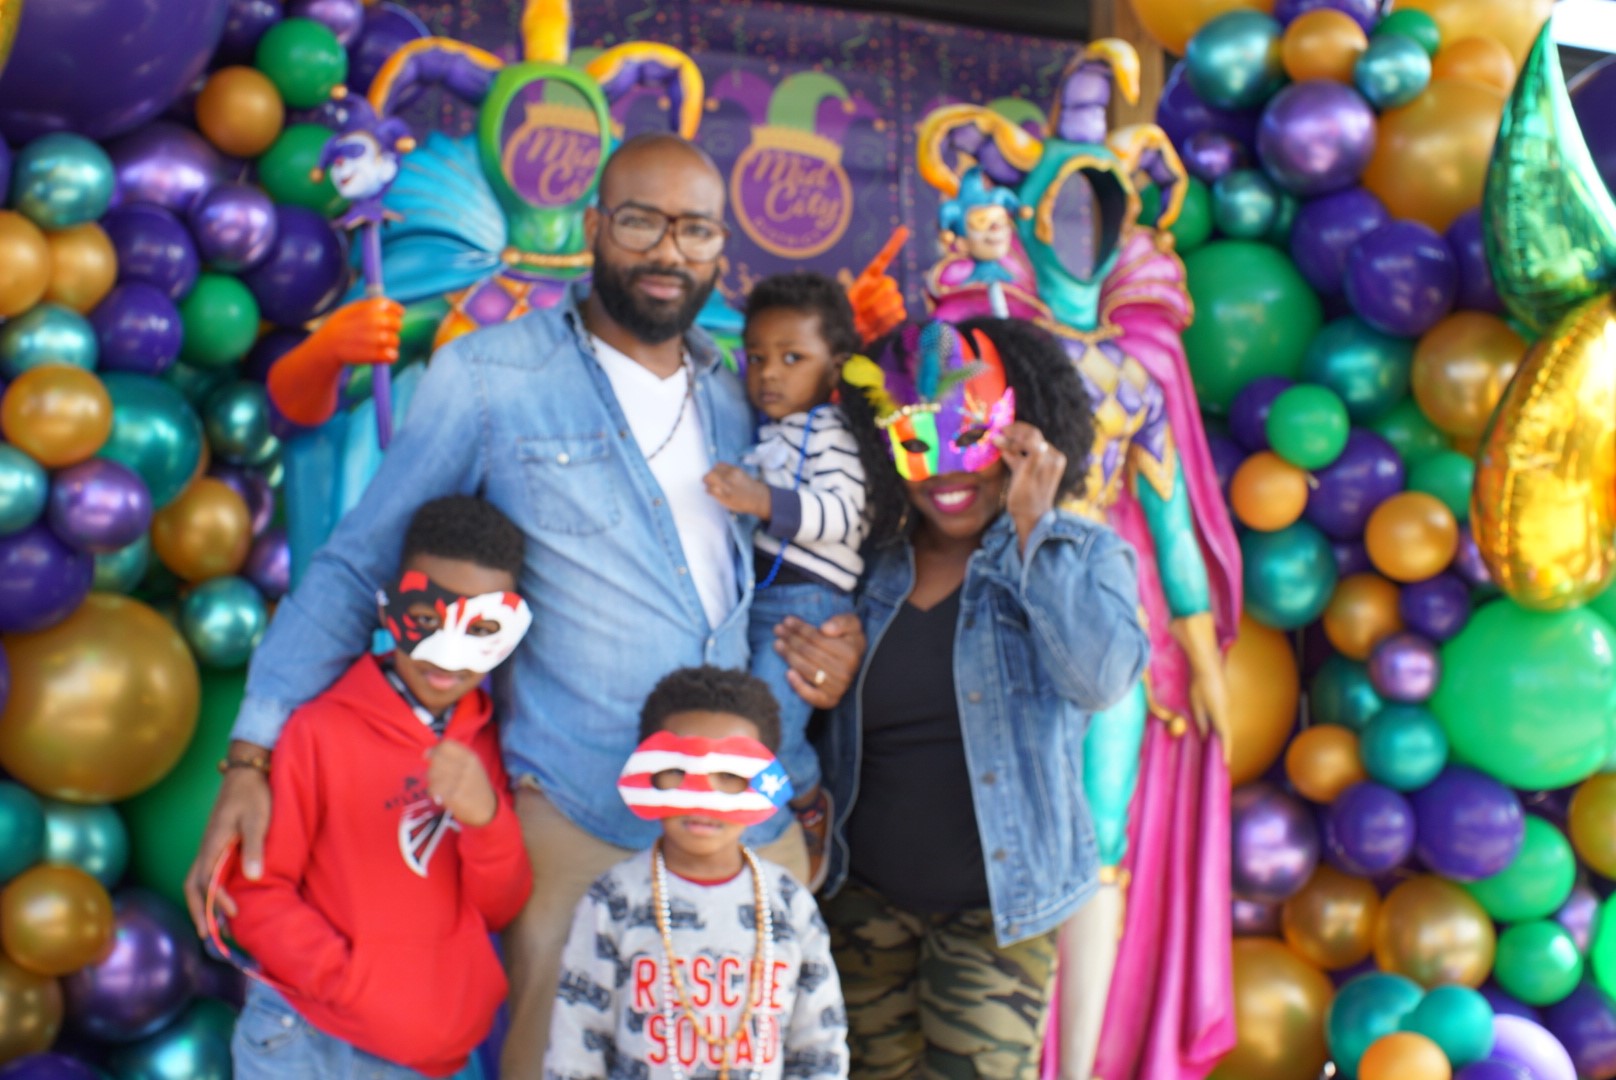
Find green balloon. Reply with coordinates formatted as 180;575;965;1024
1432;601;1616;790
1212;170;1280;240
1594;894;1616;1000
1589;578;1616;630
0;781;46;883
178;274;259;369
1408;451;1475;522
1171;178;1213;254
202;382;277;466
1266;384;1350;469
1354;34;1432;111
1185;10;1285;109
1183;241;1323;413
120;670;245;913
1241;521;1339;630
40;798;129;889
1302;317;1414;424
1360;704;1448;791
1494;920;1583;1006
254;17;348;109
1266;191;1298;248
99;373;204;509
258;124;346;215
1373;9;1441;55
1399;986;1495;1067
1372;398;1448;465
94;534;152;593
1327;972;1426;1080
1465;816;1575;923
1310;656;1384;732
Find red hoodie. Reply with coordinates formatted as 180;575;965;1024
227;655;532;1077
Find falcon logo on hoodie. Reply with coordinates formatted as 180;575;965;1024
399;797;461;877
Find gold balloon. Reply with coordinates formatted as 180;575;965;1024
1232;451;1310;532
150;477;252;583
1363;79;1506;233
1209;939;1333;1080
1390;0;1554;68
1568;774;1616;879
1285;725;1368;804
0;865;114;977
1225;613;1301;786
1374;875;1496;988
1432;36;1518;94
0;210;52;317
1359;1032;1453;1080
1367;493;1459;584
1323;573;1404;661
0;364;112;468
0;954;61;1061
1126;0;1276;57
44;222;117;314
1282;9;1367;83
1473;295;1616;609
1283;866;1381;971
1412;312;1526;440
195;66;286;158
0;594;200;803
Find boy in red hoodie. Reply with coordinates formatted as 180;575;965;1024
220;496;534;1078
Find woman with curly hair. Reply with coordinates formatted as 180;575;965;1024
816;316;1149;1079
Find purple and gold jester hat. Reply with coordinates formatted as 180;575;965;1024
844;322;1016;482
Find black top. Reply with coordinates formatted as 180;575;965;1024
846;588;989;913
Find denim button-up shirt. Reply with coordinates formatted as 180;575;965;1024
234;288;807;848
819;511;1150;944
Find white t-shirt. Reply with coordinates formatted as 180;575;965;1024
592;336;738;631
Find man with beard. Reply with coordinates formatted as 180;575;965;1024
184;134;864;1077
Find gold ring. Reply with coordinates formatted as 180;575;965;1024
813;669;827;687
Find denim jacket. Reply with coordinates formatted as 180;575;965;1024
820;510;1150;944
234;287;807;849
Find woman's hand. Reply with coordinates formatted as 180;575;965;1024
994;422;1067;553
774;612;866;709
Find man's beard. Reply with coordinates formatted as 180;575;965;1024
591;255;718;345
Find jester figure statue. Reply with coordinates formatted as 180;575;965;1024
918;41;1241;1080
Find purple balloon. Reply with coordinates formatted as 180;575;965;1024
46;460;153;554
107;123;224;217
1207;431;1245;497
1345;221;1459;337
1455;523;1494;588
1459;1063;1535;1080
1412;765;1525;881
1304;430;1406;540
1543;982;1616;1080
1400;573;1472;642
1232;897;1281;936
0;523;93;633
90;282;183;375
289;0;363;45
1484;983;1545;1024
216;0;284;65
0;138;12;206
1325;781;1415;875
1368;630;1440;702
243;326;308;384
63;889;197;1044
0;0;229;142
1490;1015;1578;1080
244;526;290;599
102;203;200;301
0;641;10;716
1257;81;1378;197
1156;61;1260;151
1273;0;1379;30
207;465;275;537
194;954;247;1009
241;206;350;326
189;181;278;273
1446;209;1503;314
1291;187;1391;296
1182;131;1247;183
0;1055;101;1080
1229;375;1293;451
1334;540;1372;577
1557;885;1600;955
1570;58;1616;199
1231;782;1320;903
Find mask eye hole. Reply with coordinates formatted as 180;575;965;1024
405;605;441;632
467;619;502;638
954;427;989;449
900;438;931;454
651;769;687;790
709;772;749;795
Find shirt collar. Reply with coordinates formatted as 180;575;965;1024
562;282;724;375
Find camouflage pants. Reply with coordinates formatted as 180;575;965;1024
824;881;1058;1080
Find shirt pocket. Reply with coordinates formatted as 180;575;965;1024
519;434;623;536
992;599;1039;698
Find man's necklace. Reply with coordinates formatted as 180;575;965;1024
644;361;695;463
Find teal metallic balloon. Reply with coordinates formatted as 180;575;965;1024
1241;520;1339;630
1495;920;1583;1006
1266;191;1299;248
1311;656;1385;731
40;798;129;889
160;362;233;409
1186;11;1285;109
1212;169;1281;240
99;373;204;509
202;381;276;467
1399;986;1495;1067
93;534;152;594
0;303;98;378
180;576;268;669
1328;972;1426;1079
1266;384;1351;469
1371;398;1447;464
0;781;46;883
106;998;235;1080
1465;815;1575;923
1408;450;1474;522
1302;317;1414;424
1354;34;1432;111
1360;704;1448;790
1373;10;1441;56
10;133;116;230
0;443;48;535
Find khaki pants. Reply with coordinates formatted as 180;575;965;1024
499;784;810;1078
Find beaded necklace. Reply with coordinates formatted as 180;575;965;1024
651;840;774;1080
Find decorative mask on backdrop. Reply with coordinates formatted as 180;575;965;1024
378;570;533;674
618;731;795;825
845;321;1017;481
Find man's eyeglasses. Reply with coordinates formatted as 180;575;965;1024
601;204;728;262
